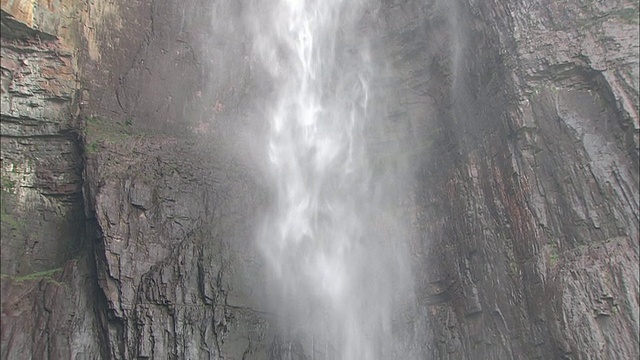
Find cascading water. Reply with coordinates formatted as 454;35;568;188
250;0;414;358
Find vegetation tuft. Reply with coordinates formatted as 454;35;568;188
613;8;640;25
84;115;139;154
1;267;63;282
1;176;16;193
549;243;560;267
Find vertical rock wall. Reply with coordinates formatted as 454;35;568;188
382;0;639;358
0;25;83;276
1;0;638;359
0;11;107;360
3;0;274;358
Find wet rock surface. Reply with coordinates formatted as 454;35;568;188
1;255;106;360
82;117;273;358
1;0;638;359
0;26;83;276
391;0;640;358
0;14;103;360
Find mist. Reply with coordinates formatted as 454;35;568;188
245;0;417;358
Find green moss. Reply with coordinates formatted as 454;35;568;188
83;115;144;156
1;178;15;193
85;115;135;143
1;267;63;282
1;170;17;193
0;210;23;231
612;8;640;25
509;260;518;276
549;243;559;267
86;140;99;154
0;191;24;232
573;7;639;30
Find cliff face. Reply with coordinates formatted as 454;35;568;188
0;11;105;360
2;1;274;358
1;0;638;359
388;0;639;358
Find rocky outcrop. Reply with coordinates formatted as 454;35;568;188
385;0;639;358
82;116;274;358
0;12;83;277
0;12;106;360
1;254;107;359
1;0;638;359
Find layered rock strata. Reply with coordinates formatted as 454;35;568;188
0;0;638;359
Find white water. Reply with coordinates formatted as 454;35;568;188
250;1;413;358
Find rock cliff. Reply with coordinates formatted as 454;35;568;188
1;0;638;359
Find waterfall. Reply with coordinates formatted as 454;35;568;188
249;0;414;358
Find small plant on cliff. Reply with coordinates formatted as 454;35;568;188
86;140;99;154
0;267;63;282
1;176;16;193
614;8;640;25
549;243;560;267
509;261;518;276
14;268;63;281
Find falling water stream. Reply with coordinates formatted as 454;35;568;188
251;0;413;358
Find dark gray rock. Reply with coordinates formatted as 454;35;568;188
1;0;638;359
0;31;84;276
